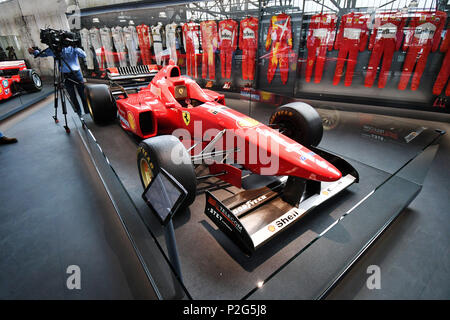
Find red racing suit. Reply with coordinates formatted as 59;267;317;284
200;20;218;80
333;12;369;86
265;13;293;84
432;29;450;96
364;12;406;88
306;13;337;83
218;19;238;79
239;16;259;81
183;22;201;78
136;24;152;65
398;11;447;91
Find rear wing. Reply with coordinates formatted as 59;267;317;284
106;65;159;81
0;60;27;76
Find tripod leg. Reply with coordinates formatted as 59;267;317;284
53;63;59;123
60;86;70;134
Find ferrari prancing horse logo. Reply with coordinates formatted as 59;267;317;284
182;110;191;126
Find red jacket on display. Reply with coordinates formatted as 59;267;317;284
239;16;259;81
398;11;447;91
183;22;201;78
200;20;218;80
136;24;152;65
364;11;406;88
265;13;293;84
218;19;238;80
432;28;450;96
333;12;369;86
305;13;337;83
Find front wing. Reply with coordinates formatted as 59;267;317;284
204;147;358;255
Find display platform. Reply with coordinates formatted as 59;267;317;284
0;82;54;121
74;95;443;299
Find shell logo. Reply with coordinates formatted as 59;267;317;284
267;225;276;232
127;112;136;132
238;117;259;128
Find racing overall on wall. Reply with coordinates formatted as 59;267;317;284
183;22;200;78
166;22;178;63
333;12;369;86
200;20;218;81
218;19;238;80
136;24;153;65
432;29;450;96
398;11;447;91
123;25;139;66
151;23;164;65
265;13;293;84
239;16;259;81
99;27;116;68
89;27;104;69
305;13;337;83
80;28;94;70
111;26;128;67
364;11;406;88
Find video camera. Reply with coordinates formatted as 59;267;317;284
40;28;81;53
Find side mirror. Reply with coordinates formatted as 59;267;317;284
165;102;176;108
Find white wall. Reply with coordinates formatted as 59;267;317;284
0;0;70;77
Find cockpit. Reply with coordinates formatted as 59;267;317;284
165;64;210;108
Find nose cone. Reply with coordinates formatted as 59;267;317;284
299;151;342;182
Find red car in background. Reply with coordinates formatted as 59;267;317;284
0;60;42;100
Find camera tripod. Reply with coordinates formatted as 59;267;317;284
52;53;82;134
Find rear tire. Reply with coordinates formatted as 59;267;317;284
85;84;116;124
19;69;42;92
269;102;323;147
137;135;197;211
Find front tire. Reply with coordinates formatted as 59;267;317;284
137;135;197;211
85;84;116;124
269;102;323;147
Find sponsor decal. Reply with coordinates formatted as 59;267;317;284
119;114;129;127
237;117;260;128
2;80;8;87
5;88;9;94
0;86;2;93
127;112;136;132
266;208;304;233
207;196;243;233
232;195;267;215
182;110;191;126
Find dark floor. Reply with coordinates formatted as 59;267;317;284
0;96;449;299
0;98;157;299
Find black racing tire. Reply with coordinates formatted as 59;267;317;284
137;135;197;210
269;102;323;147
18;69;42;92
85;84;116;124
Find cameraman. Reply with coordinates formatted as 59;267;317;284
28;46;88;116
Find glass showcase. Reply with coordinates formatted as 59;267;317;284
74;0;450;111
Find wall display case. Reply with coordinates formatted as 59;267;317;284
73;0;450;112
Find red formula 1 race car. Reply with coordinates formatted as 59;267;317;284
0;60;42;100
85;61;358;255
